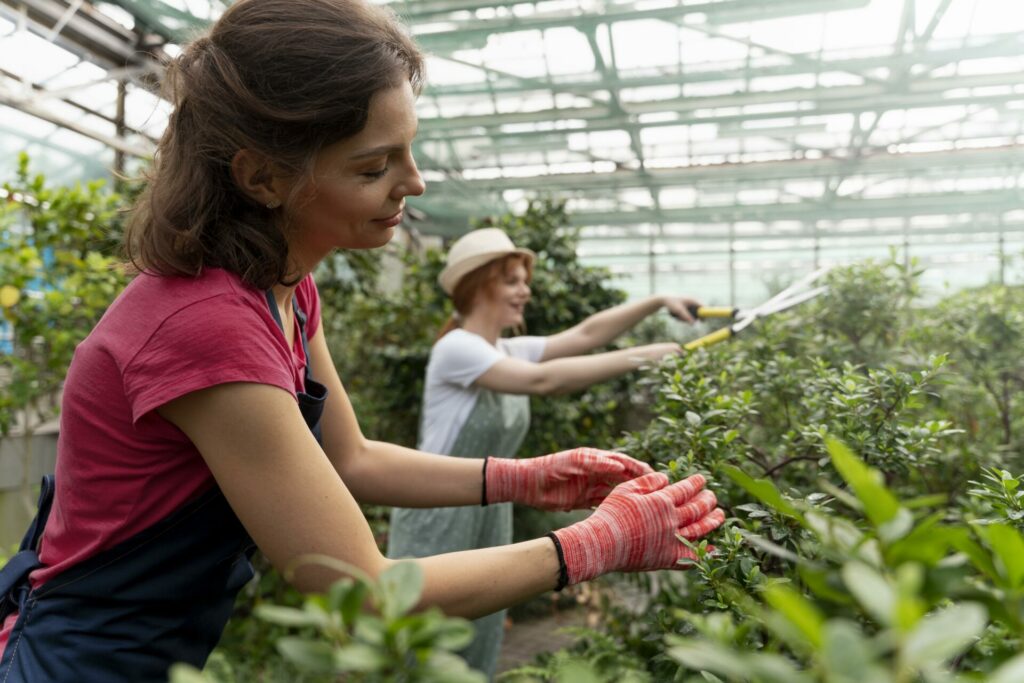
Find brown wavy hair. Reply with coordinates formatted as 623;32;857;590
124;0;424;289
436;254;534;341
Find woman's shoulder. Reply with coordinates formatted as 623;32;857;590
431;328;495;356
94;268;268;355
121;266;249;299
427;329;505;384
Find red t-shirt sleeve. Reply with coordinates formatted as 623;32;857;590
123;294;295;424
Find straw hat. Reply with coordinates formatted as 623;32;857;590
438;228;536;296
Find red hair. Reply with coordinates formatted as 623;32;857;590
436;253;534;341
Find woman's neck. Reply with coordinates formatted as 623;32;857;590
461;309;504;346
269;282;299;310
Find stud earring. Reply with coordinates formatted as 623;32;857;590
266;199;281;209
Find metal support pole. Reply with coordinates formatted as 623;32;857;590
998;215;1006;286
902;216;911;273
728;222;736;307
810;220;820;269
648;228;655;296
113;78;126;177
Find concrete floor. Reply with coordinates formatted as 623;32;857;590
496;607;588;674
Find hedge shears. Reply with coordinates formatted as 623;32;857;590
675;266;831;351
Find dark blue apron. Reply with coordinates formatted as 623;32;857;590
0;292;327;682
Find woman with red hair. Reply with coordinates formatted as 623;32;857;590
389;227;711;677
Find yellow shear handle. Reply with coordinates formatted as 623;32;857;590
684;327;733;351
686;303;738;319
695;306;737;319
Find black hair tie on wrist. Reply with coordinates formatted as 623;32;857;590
546;532;569;592
481;457;490;506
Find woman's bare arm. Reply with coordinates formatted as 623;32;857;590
158;382;559;617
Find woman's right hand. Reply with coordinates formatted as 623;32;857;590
551;472;724;585
636;342;683;363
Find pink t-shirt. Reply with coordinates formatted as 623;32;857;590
0;268;320;653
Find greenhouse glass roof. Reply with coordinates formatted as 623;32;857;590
2;0;1024;305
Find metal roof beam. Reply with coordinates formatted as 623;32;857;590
0;67;159;142
418;70;1024;136
101;0;214;42
565;189;1022;226
581;218;1019;244
578;220;1024;246
423;34;1024;97
0;0;160;67
0;80;153;158
427;145;1024;193
411;0;870;51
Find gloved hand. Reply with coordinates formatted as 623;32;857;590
484;447;654;511
551;472;725;586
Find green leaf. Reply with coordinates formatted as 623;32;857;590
276;637;337;673
977;524;1024;589
826;439;903;531
723;466;804;522
339;580;370;627
354;614;386;646
332;643;387;672
254;605;327;628
902;493;948;510
886;516;958;567
901;603;987;670
431;617;476;651
737;529;802;564
877;508;914;544
166;664;215;683
378;561;424;619
666;639;752;679
423;651;488;682
822;620;882;683
948;533;1000;582
988;653;1024;683
842;561;895;625
554;660;601;683
763;584;825;648
798;566;853;605
667;638;811;683
804;511;867;556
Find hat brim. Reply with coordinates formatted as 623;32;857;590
438;247;536;296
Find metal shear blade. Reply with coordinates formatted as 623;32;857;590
731;266;831;333
732;286;826;333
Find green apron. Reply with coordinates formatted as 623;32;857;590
388;388;530;681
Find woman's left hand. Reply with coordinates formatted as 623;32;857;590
485;447;655;511
662;296;703;323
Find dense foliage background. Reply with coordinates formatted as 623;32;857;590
505;260;1024;682
0;154;127;435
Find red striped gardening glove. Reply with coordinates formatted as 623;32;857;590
550;471;725;586
484;447;654;511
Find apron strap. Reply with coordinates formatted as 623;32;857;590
264;290;317;382
264;289;328;445
0;476;55;618
22;475;55;553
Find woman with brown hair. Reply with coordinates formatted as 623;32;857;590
0;1;723;681
389;228;709;676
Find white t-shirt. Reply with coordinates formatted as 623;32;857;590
418;328;547;455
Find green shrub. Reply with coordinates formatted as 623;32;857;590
517;259;1024;681
663;440;1024;683
0;153;127;434
171;562;484;683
